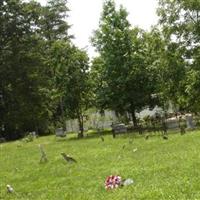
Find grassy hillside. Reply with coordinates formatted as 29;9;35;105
1;131;200;200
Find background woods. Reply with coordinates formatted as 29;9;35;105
0;0;200;140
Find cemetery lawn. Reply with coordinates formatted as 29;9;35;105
1;131;200;200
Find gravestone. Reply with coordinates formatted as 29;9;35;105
55;128;66;137
111;123;127;134
39;144;48;163
29;131;36;138
61;152;77;163
185;114;195;129
166;117;179;129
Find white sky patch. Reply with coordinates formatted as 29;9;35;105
37;0;159;58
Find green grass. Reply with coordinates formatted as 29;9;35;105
1;131;200;200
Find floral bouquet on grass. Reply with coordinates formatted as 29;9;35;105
105;175;122;190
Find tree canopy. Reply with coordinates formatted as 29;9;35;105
157;0;200;111
91;0;158;126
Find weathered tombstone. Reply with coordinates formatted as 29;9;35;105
30;131;36;137
39;144;48;163
61;152;77;163
166;117;179;129
111;123;127;134
55;128;66;137
111;123;127;138
185;114;195;129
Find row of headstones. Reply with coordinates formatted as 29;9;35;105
110;114;196;136
166;114;195;130
56;114;195;137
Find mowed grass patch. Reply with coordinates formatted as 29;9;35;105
1;131;200;200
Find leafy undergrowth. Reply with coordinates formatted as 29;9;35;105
1;131;200;200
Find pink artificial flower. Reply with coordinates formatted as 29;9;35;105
105;175;122;190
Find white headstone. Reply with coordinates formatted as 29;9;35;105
166;117;179;129
185;114;195;129
55;128;66;137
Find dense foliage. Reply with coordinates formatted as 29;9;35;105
157;0;200;111
91;0;160;126
0;0;91;139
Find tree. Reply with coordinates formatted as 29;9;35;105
0;0;51;139
157;0;200;111
90;56;107;111
47;41;73;129
0;0;92;140
40;0;71;42
92;0;157;126
39;0;73;128
49;41;92;138
64;47;92;138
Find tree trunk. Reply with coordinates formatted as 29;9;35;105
78;114;84;138
131;110;137;128
60;97;66;131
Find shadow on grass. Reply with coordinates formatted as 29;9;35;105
68;129;113;141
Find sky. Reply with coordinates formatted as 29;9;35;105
38;0;159;58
